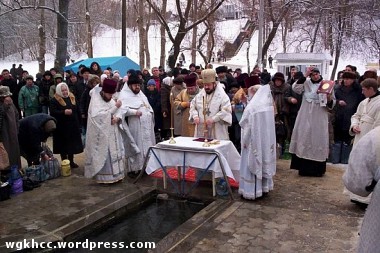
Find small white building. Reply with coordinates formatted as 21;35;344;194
274;53;332;79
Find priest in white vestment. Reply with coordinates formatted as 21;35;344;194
189;69;232;140
239;85;277;200
84;79;133;183
116;75;156;177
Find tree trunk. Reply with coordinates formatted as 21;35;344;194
159;0;167;68
310;13;322;53
207;21;216;63
85;0;93;58
121;0;126;56
55;0;70;72
137;0;145;68
144;27;151;69
191;0;198;64
261;0;290;64
38;0;46;74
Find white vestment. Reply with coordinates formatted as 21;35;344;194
346;94;380;203
239;85;276;199
350;95;380;145
343;126;380;253
84;90;125;183
189;83;232;140
116;85;156;172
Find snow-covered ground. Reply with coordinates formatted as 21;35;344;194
0;19;377;79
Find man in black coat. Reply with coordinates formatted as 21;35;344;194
18;113;56;166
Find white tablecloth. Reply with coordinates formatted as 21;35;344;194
145;137;240;181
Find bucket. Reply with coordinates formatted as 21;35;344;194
61;159;71;176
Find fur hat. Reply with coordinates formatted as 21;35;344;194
201;69;217;83
102;79;117;94
244;76;261;88
184;75;197;87
215;66;228;74
147;79;156;86
43;71;52;78
44;120;56;133
0;86;12;97
272;72;285;83
342;71;357;80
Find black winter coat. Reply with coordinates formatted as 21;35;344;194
334;82;364;132
49;95;83;155
18;113;56;159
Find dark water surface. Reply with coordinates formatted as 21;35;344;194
67;197;206;253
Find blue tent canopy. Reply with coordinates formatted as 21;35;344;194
63;56;140;76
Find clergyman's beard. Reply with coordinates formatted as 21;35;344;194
205;89;214;95
101;92;112;102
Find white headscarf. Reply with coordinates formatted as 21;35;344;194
240;84;273;126
55;82;69;98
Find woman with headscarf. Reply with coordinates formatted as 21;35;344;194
49;83;83;168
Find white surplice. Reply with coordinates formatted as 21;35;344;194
84;90;125;183
189;83;232;140
116;85;156;172
239;85;276;199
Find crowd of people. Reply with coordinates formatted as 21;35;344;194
0;61;379;187
1;59;379;251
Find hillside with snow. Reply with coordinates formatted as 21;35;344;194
0;19;376;79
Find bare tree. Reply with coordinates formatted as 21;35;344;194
135;0;152;68
85;0;93;58
38;0;46;73
260;0;292;64
160;0;167;68
145;0;226;69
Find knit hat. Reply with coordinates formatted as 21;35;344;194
44;120;56;133
147;79;156;86
311;68;320;74
272;72;285;83
244;76;261;88
173;76;184;85
54;74;63;80
102;79;117;94
201;69;217;83
25;75;34;80
0;86;12;97
342;71;357;80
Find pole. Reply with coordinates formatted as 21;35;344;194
257;0;264;71
121;0;126;56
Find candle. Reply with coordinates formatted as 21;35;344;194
203;96;205;115
170;92;174;129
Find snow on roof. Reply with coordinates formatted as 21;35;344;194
274;53;333;61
